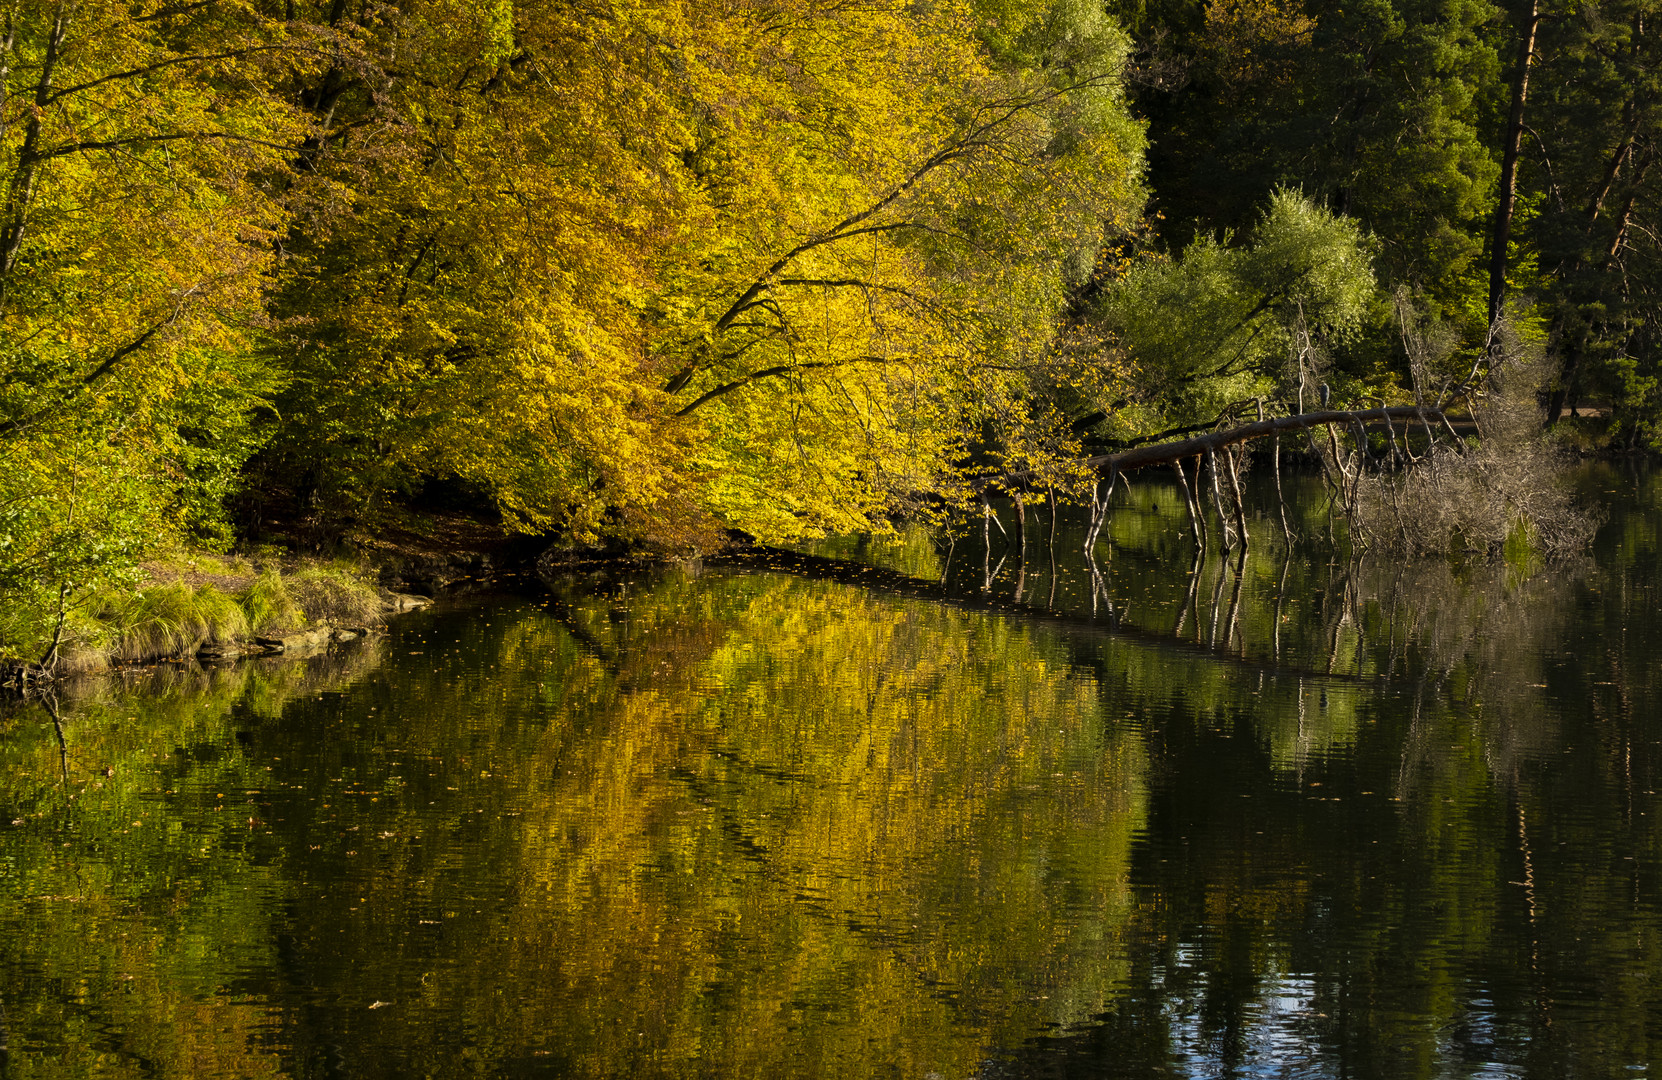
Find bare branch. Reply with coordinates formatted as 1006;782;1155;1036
675;355;901;416
45;45;300;104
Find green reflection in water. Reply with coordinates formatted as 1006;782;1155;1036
0;466;1659;1078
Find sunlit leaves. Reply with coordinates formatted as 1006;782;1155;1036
265;0;1146;547
0;0;311;656
1092;190;1375;428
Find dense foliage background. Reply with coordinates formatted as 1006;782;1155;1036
1;0;1657;655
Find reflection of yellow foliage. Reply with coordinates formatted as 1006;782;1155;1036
798;522;946;580
470;574;1150;1075
2;574;1148;1076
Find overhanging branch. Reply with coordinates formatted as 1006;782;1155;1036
976;406;1449;490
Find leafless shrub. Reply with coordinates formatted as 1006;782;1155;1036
1355;318;1598;558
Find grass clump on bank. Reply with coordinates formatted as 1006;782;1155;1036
3;559;390;674
239;571;307;634
98;583;252;662
283;565;382;627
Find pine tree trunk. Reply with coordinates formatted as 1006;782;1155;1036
1489;0;1541;328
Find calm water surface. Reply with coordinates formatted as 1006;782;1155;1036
2;467;1660;1078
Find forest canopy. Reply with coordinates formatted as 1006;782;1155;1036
2;0;1659;657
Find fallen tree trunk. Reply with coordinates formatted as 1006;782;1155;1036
976;406;1454;555
977;406;1451;492
1079;406;1450;475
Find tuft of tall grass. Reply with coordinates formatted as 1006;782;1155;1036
239;571;305;634
285;565;382;627
5;558;391;667
101;583;251;661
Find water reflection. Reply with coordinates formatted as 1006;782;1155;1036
0;466;1657;1078
1;573;1150;1078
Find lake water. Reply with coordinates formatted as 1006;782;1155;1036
1;466;1659;1078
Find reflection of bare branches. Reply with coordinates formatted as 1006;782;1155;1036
1174;549;1203;639
984;552;1007;595
1223;551;1246;654
724;546;1373;684
1086;550;1114;623
1207;558;1228;648
38;692;69;789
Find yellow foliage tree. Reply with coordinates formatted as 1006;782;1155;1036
0;0;312;658
268;0;1147;548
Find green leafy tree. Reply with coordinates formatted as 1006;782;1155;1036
1519;0;1662;443
1090;189;1376;435
1130;0;1502;332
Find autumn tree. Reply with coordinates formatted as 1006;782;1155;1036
0;0;312;659
259;0;1147;548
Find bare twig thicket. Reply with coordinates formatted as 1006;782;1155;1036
1353;308;1598;558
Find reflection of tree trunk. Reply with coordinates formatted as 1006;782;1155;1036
39;693;69;789
1175;549;1203;638
1515;798;1543;980
984;553;1006;594
1489;0;1541;328
1224;550;1246;653
1274;553;1291;661
1087;550;1112;620
1208;560;1228;648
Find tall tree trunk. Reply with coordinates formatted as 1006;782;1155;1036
1546;147;1652;423
1489;0;1542;329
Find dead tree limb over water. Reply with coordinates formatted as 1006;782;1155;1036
977;406;1454;554
1072;407;1450;476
